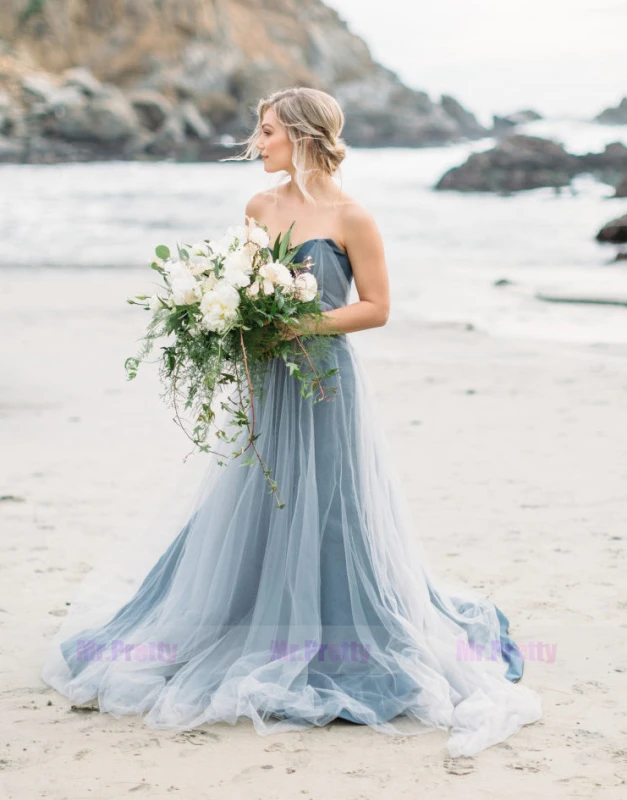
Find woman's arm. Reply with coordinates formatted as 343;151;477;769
290;204;390;336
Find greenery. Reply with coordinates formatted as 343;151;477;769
19;0;46;25
125;222;341;508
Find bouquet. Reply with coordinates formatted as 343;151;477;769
125;217;340;507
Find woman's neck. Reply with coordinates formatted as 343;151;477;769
283;174;340;204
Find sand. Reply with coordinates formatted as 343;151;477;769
1;267;626;799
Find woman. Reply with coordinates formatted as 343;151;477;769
41;87;542;757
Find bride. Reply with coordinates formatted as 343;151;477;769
40;86;542;758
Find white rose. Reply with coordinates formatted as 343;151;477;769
189;256;214;277
171;275;201;306
293;272;318;302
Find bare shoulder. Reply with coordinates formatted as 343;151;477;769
244;188;278;224
338;194;384;252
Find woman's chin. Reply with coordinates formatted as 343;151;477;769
262;161;283;173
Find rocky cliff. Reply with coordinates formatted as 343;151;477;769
0;0;487;163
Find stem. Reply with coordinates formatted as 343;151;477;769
170;359;229;462
238;328;285;508
286;323;331;402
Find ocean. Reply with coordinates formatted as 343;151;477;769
1;119;626;346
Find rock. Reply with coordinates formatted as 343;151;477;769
42;86;140;142
614;176;627;198
335;71;462;147
595;97;627;125
535;292;627;307
179;99;213;139
145;114;187;156
579;142;627;171
62;67;104;98
0;133;24;162
596;215;627;245
435;134;580;193
492;110;543;135
129;90;174;131
196;92;239;128
440;95;488;138
21;72;60;104
0;88;24;137
0;88;11;111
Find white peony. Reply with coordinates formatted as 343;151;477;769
245;279;261;299
224;225;248;245
293;272;318;302
199;283;241;333
224;267;252;289
222;248;253;288
165;259;192;281
170;274;201;306
247;223;270;249
201;273;219;293
259;261;295;295
189;256;214;277
225;248;252;271
211;225;248;257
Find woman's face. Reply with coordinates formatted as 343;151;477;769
256;106;293;173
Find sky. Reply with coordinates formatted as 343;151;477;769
325;0;627;124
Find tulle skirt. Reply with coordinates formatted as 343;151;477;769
41;331;542;757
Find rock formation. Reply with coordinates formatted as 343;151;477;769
594;97;627;125
596;215;627;245
614;176;627;199
435;137;627;194
0;0;487;163
491;109;543;136
435;135;580;193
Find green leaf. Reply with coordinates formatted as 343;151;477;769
278;221;295;261
155;245;170;260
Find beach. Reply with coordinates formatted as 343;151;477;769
1;266;625;798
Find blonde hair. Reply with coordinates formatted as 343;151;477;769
225;87;347;203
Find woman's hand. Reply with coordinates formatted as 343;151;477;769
257;320;300;359
275;320;300;341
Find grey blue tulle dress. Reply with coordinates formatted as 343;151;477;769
40;238;542;757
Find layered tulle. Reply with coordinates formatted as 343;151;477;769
41;239;542;757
